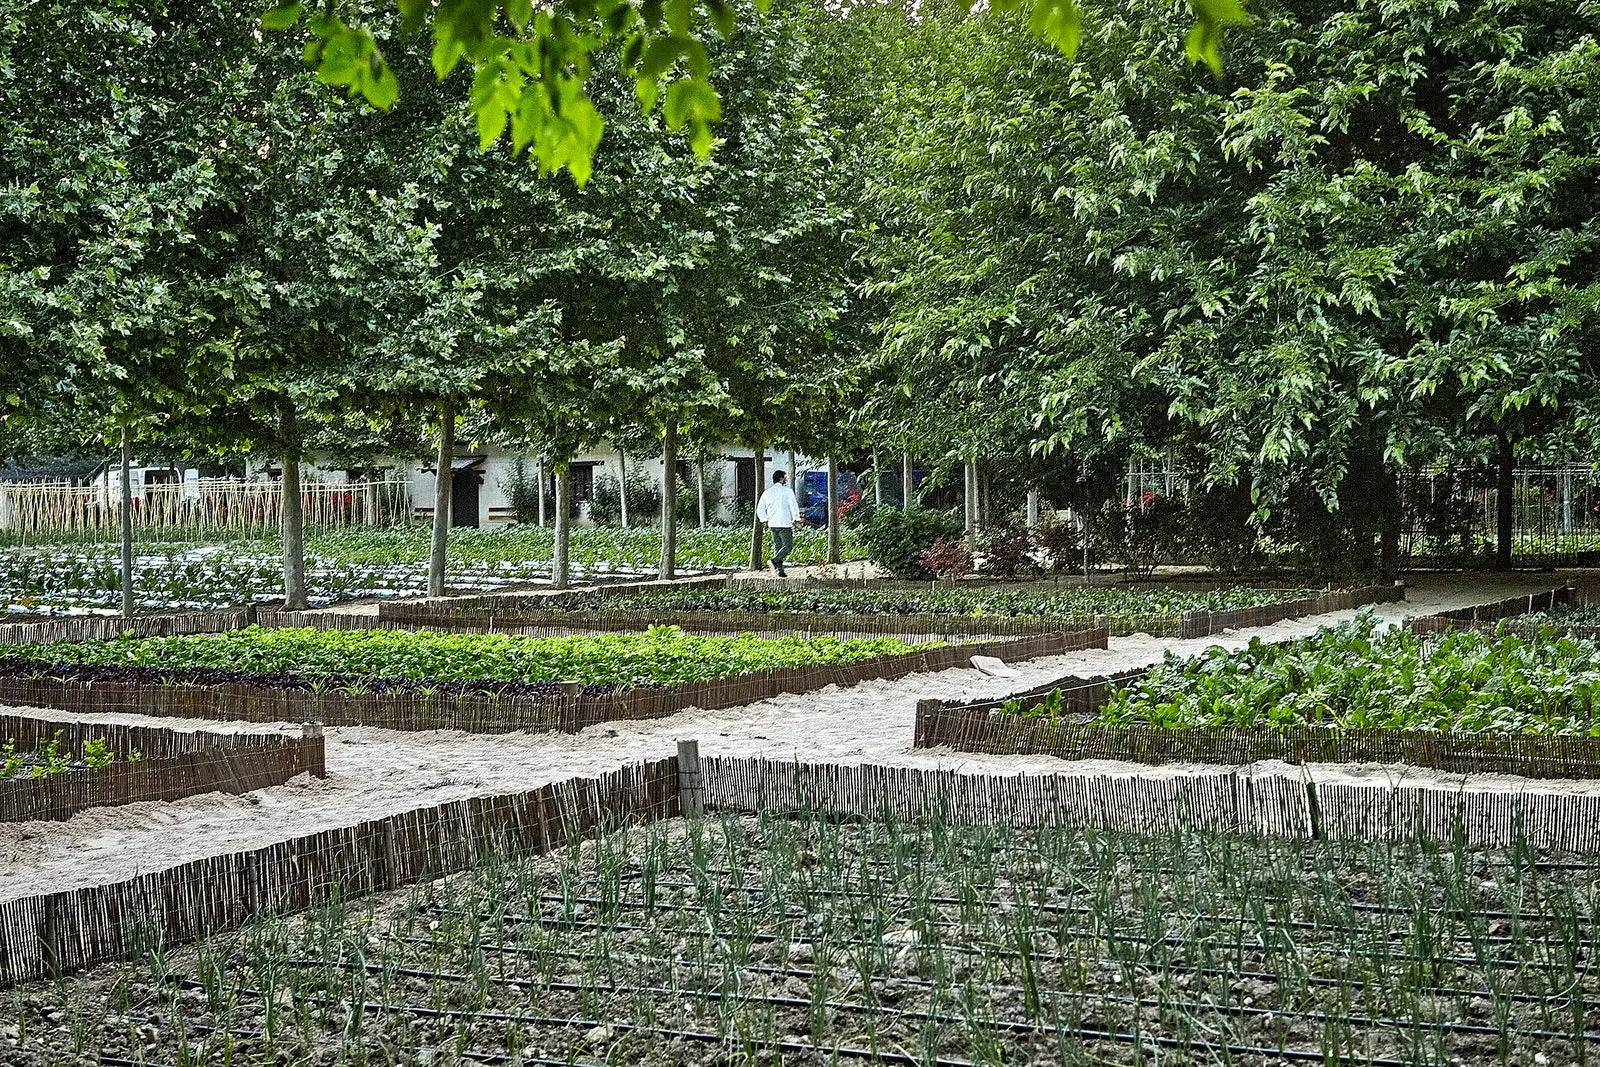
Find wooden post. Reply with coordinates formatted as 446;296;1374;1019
119;423;134;618
553;463;571;589
537;457;547;527
748;445;765;572
677;739;704;818
826;455;841;564
696;457;707;529
902;451;914;507
618;447;629;528
428;398;455;598
279;404;308;611
660;423;677;579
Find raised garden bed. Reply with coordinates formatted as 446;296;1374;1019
0;711;323;824
917;613;1600;778
0;526;862;615
0;627;1107;733
7;795;1594;1062
372;580;1405;640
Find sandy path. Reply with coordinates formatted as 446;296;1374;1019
1;572;1586;900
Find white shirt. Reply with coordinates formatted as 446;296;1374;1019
755;483;800;527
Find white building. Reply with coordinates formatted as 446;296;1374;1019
268;443;830;528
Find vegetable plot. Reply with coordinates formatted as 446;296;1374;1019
0;526;859;615
2;731;137;780
9;812;1594;1065
548;584;1321;623
1081;614;1600;735
6;625;936;689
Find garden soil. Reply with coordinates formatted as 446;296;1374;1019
2;572;1594;900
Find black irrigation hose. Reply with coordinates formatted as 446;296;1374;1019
502;886;1580;951
292;952;1600;1046
609;871;1595;927
425;899;1595;972
248;972;1432;1067
405;932;1591;1012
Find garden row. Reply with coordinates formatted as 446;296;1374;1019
0;624;1107;734
3;754;1597;1066
0;711;322;824
0;525;859;615
916;585;1600;778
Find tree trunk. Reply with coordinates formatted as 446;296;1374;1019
826;455;840;565
696;458;707;528
537;457;547;527
618;448;629;528
788;451;798;498
902;451;914;507
364;479;377;525
964;459;978;537
748;444;765;571
1026;489;1040;529
119;423;134;618
1377;464;1402;580
1495;432;1515;570
872;448;884;504
659;423;678;579
279;403;308;611
553;463;571;589
428;399;454;597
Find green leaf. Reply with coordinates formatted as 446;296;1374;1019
705;0;736;40
640;37;683;78
636;77;660;114
1028;0;1080;58
260;1;304;31
662;77;720;131
1185;0;1251;77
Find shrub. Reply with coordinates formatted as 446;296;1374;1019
1036;517;1080;573
974;524;1039;579
916;536;973;581
499;459;550;525
858;506;964;579
590;467;662;525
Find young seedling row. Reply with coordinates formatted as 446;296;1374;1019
5;810;1594;1066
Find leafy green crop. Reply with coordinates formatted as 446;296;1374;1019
556;584;1321;622
1088;614;1600;736
0;525;865;614
11;625;935;688
1;731;135;779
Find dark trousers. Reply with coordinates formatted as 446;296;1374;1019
770;525;794;568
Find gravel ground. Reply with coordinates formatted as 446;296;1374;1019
1;571;1589;901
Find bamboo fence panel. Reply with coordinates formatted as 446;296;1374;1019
0;479;410;541
0;711;323;823
0;757;676;984
375;581;1405;640
701;756;1600;854
0;628;1108;734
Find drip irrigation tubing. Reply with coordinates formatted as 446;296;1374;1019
403;933;1594;1012
493;885;1583;951
606;871;1594;927
290;953;1600;1046
423;899;1594;972
228;973;1439;1067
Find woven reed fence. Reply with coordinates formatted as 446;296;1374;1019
0;610;252;646
370;605;1074;641
701;756;1600;854
0;757;675;984
1404;584;1581;636
372;580;1404;641
0;712;324;824
0;479;409;540
914;705;1600;779
1177;582;1404;639
0;628;1107;734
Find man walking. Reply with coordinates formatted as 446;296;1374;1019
755;469;801;577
